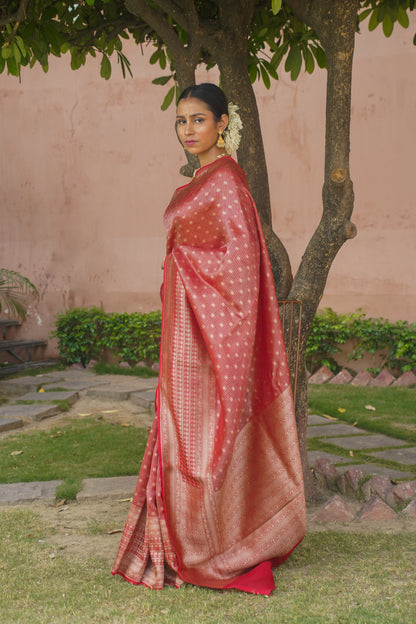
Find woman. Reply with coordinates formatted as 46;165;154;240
112;83;306;596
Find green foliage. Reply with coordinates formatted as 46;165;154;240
52;307;161;367
103;310;162;363
359;0;414;38
306;308;416;374
52;307;107;366
0;269;39;321
248;5;326;86
1;0;414;101
0;0;136;78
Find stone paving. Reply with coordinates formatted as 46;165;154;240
0;367;415;510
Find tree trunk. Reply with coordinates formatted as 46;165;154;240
216;43;293;298
286;0;360;500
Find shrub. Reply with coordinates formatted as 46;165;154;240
51;307;162;366
103;311;162;364
52;307;107;366
306;308;416;375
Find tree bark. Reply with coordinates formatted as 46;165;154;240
218;52;293;297
285;0;359;500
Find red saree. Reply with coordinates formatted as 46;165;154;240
111;156;306;595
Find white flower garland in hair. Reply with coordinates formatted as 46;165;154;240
224;103;243;154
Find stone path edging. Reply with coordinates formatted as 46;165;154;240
309;365;416;387
0;367;415;526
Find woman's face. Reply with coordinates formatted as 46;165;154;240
176;97;228;167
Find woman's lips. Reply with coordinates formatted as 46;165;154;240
185;140;196;146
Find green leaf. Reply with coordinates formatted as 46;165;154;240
0;55;5;73
386;3;398;22
285;46;302;80
14;36;28;58
159;49;167;70
70;49;84;70
397;7;410;29
42;6;58;20
152;75;171;86
117;52;132;79
100;54;111;79
358;8;372;23
11;41;21;65
413;33;416;46
310;44;327;69
378;5;386;21
149;49;160;65
259;62;271;89
271;0;282;15
1;44;13;60
161;85;175;111
85;0;95;5
382;14;394;37
41;21;63;56
6;56;19;76
248;62;258;84
368;8;380;31
265;61;279;82
302;46;315;74
271;42;289;71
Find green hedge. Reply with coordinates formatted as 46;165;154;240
52;306;416;375
306;308;416;374
51;307;162;367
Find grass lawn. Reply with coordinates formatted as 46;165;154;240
308;385;416;443
1;381;416;621
308;385;416;475
0;508;415;624
0;419;148;499
0;384;415;498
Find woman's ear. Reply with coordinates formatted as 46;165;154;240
219;113;229;133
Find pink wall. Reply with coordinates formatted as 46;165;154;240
1;20;415;356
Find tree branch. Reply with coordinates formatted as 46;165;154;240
0;0;30;26
217;0;255;40
125;0;185;58
171;0;201;58
283;0;313;27
148;0;190;31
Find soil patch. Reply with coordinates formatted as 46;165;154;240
24;498;132;566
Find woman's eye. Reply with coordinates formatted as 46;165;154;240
195;118;204;124
177;119;185;125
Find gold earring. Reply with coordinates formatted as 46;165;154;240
217;131;225;148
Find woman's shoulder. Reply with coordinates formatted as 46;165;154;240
205;156;247;186
173;157;247;196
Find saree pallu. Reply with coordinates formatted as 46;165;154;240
111;156;306;595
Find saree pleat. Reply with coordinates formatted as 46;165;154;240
112;157;306;595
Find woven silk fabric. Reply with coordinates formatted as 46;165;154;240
111;157;306;595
